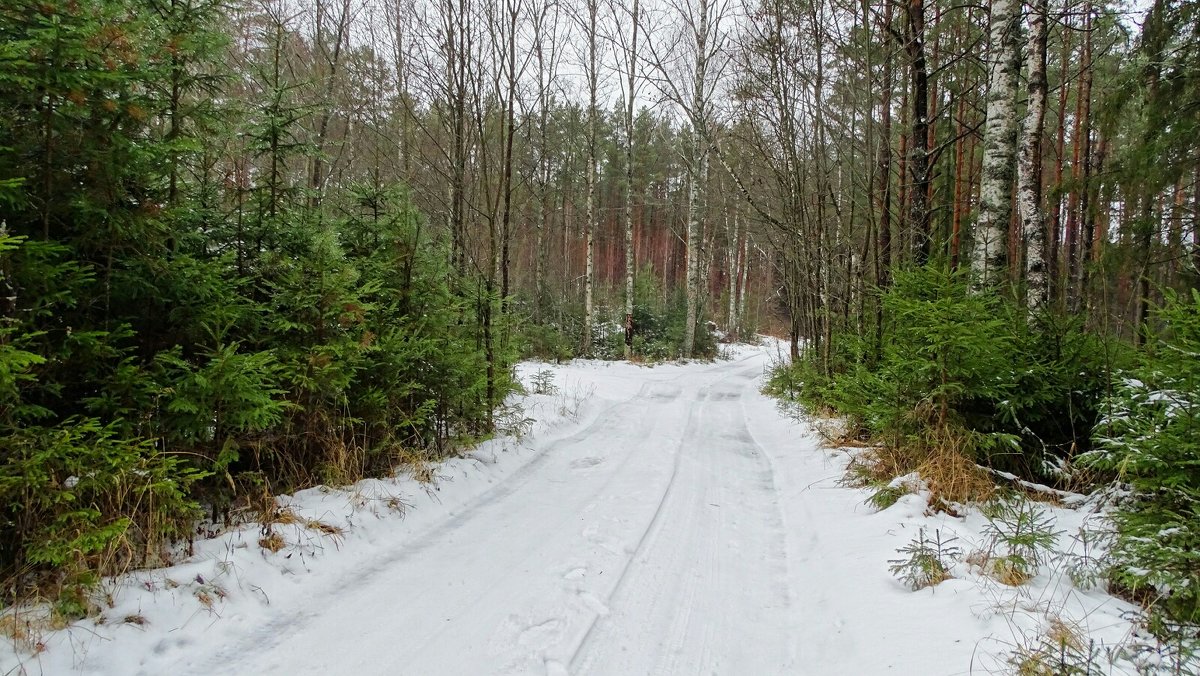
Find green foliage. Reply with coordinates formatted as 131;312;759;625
889;527;961;590
771;265;1121;490
1062;526;1113;592
0;419;205;584
994;313;1129;479
0;0;507;601
867;483;909;511
982;499;1062;579
613;271;717;361
519;323;575;362
1084;289;1200;628
1007;629;1108;676
529;369;558;396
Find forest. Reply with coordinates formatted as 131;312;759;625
0;0;1198;651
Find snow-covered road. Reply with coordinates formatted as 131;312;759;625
6;344;1147;676
182;354;801;675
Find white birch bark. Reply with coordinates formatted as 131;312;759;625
683;142;705;358
727;210;739;339
1018;0;1049;310
972;0;1021;288
581;0;599;355
622;0;640;359
737;236;749;331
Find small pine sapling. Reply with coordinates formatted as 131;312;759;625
1062;525;1114;591
889;528;962;590
529;369;559;395
982;499;1061;584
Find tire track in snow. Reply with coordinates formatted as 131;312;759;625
568;364;795;675
172;377;672;676
172;354;776;676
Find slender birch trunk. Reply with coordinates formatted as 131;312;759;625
623;0;640;359
727;211;739;339
582;0;599;355
1019;0;1049;311
972;0;1021;287
737;235;749;332
683;140;706;358
681;0;712;360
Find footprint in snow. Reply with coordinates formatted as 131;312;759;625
570;456;604;470
517;617;566;648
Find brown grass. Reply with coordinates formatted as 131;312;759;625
916;442;995;507
0;612;47;653
258;531;285;553
304;520;343;537
841;427;994;509
1009;617;1087;675
258;505;342;552
267;507;300;525
1045;616;1084;651
990;556;1033;586
841;444;914;488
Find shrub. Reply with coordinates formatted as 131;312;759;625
0;420;205;596
768;265;1119;500
1083;289;1200;627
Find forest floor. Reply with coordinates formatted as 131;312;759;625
1;342;1159;675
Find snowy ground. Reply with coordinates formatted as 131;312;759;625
1;342;1168;675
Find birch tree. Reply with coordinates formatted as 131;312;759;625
575;0;602;354
611;0;641;358
645;0;731;358
1018;0;1049;310
972;0;1020;287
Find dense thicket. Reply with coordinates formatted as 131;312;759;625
0;0;511;607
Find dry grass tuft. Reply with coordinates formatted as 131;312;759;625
269;507;301;525
841;444;913;488
258;531;285;553
1045;616;1084;652
842;430;994;508
396;448;437;484
386;496;409;514
0;612;48;653
193;583;225;609
409;461;437;485
304;520;343;537
990;555;1033;586
969;541;1035;587
1007;616;1091;675
915;441;995;506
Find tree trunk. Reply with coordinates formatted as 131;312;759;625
623;0;640;358
906;0;931;263
875;0;894;357
1048;19;1072;304
1018;0;1049;311
727;210;739;340
581;0;599;355
972;0;1020;288
683;143;706;358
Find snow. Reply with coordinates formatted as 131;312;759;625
0;342;1180;675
